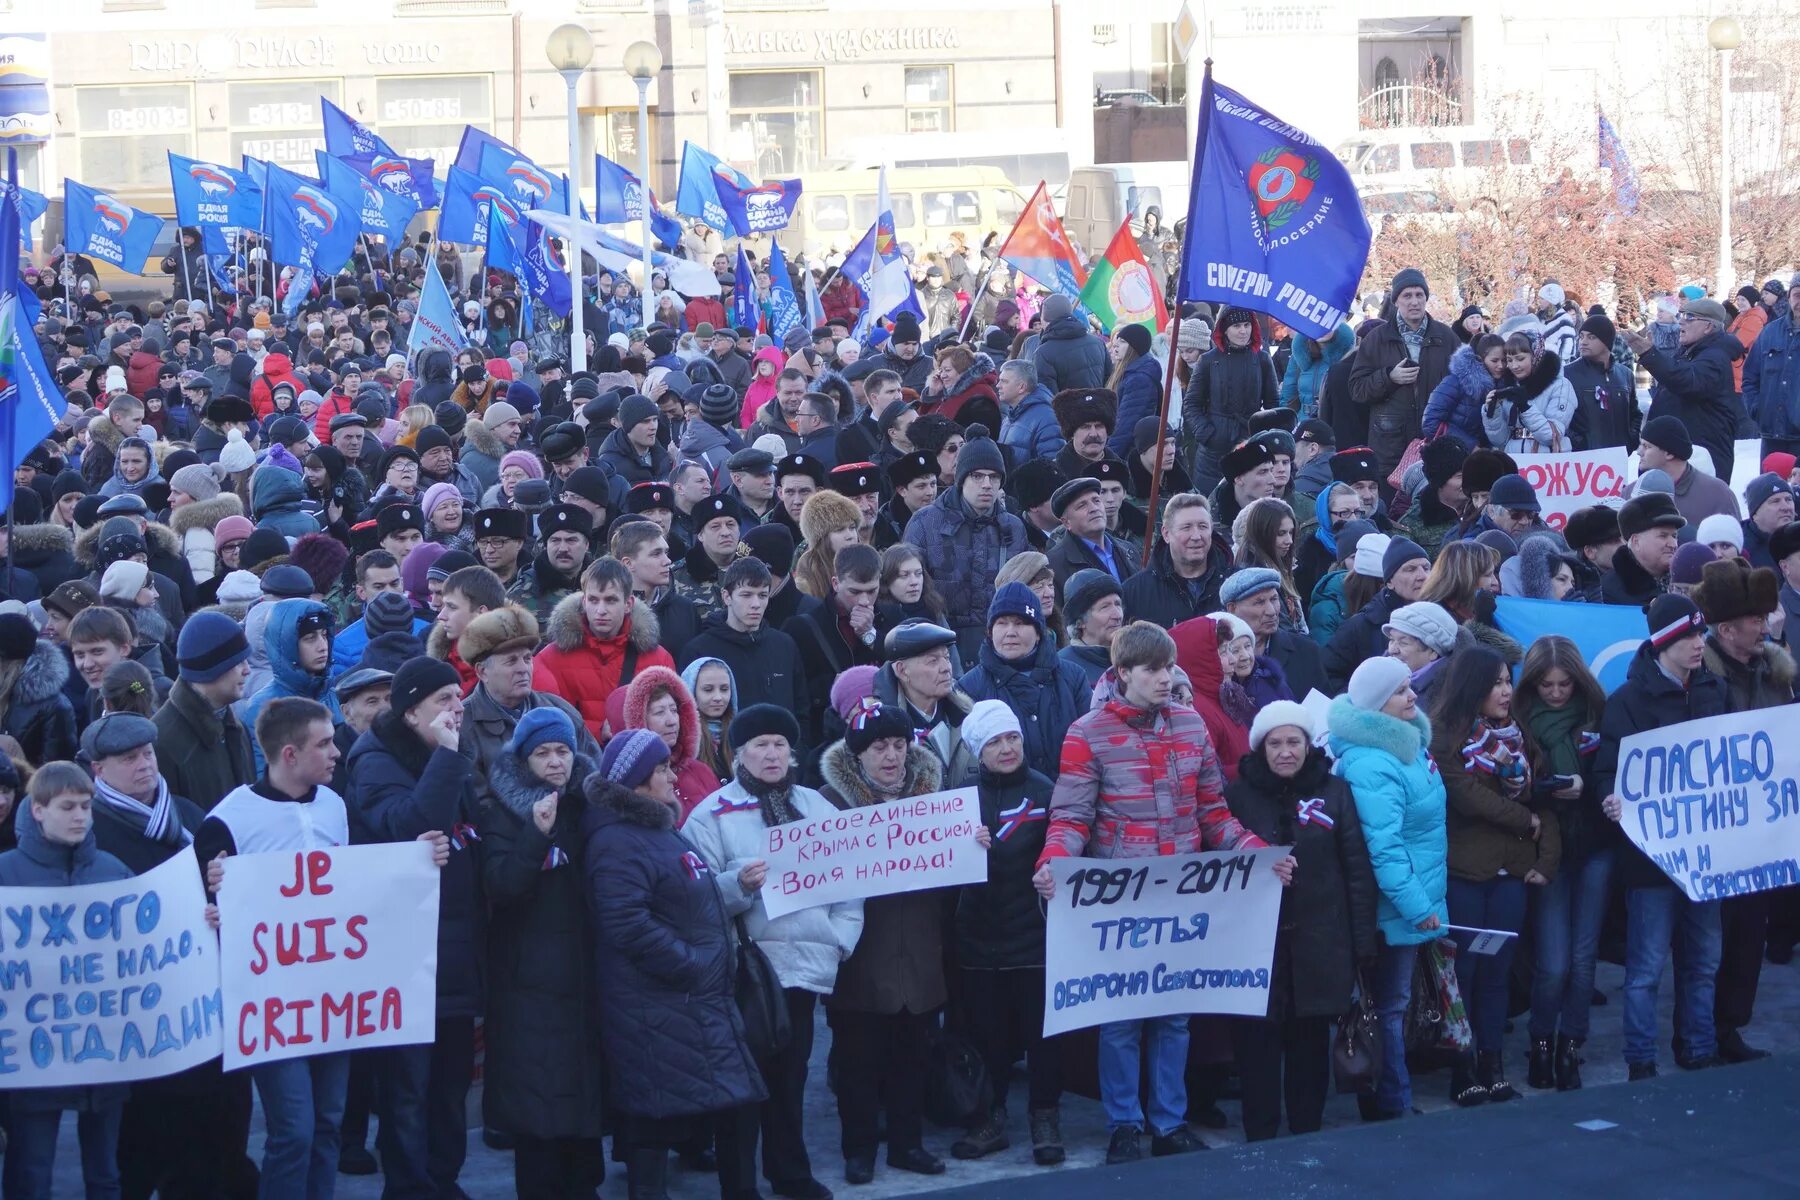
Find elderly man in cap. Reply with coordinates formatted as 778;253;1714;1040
1462;473;1547;544
1223;565;1328;700
1350;267;1457;476
456;603;598;809
416;424;482;507
469;506;532;594
1595;593;1731;1078
827;461;883;546
1624;297;1741;483
671;494;746;620
1046;475;1140;593
1602;492;1687;608
521;503;594;621
1051;388;1117;479
330;666;393;795
1632;414;1739;527
153;610;256;811
1738;473;1795;570
903;426;1028;661
872;618;976;782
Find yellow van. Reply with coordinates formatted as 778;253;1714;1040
782;167;1029;259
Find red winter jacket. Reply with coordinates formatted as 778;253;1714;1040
1037;666;1263;865
685;296;727;333
126;349;163;399
250;352;304;419
1171;614;1252;782
531;593;675;738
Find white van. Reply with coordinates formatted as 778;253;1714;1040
1334;127;1536;198
1062;163;1189;261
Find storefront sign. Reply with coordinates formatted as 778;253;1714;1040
126;36;444;76
724;26;961;63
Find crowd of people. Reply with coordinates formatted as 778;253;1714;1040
3;220;1799;1200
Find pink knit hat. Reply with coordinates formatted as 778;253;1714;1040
829;665;880;722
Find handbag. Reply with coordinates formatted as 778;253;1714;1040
1332;972;1383;1094
732;915;792;1061
1404;939;1472;1055
1386;421;1447;490
924;1028;992;1128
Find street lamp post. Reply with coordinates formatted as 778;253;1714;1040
546;24;595;373
1708;15;1743;299
624;40;663;334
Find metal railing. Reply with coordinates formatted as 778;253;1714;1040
1359;84;1463;129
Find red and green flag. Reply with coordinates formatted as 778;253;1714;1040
1079;218;1169;334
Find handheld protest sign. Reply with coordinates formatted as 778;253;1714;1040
218;841;439;1069
1042;848;1288;1036
0;853;222;1086
1511;447;1629;532
1614;709;1800;902
758;788;987;920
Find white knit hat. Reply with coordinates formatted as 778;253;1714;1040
1695;513;1744;552
1352;533;1392;579
1208;611;1254;645
1249;699;1314;749
1347;656;1413;712
962;698;1021;761
1382;601;1459;656
99;558;149;602
218;429;257;475
216;570;263;607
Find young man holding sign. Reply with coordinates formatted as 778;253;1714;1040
1033;622;1292;1164
1596;595;1730;1079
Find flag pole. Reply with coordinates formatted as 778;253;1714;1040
956;260;1000;344
1144;59;1213;545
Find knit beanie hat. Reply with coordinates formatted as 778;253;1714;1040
986;581;1044;634
843;701;914;755
506;706;577;759
1580;314;1616;347
1352;533;1391;579
481;401;521;430
216;570;263;607
953;424;1006;489
827;665;878;723
1382;536;1428;581
1382;601;1459;655
1248;699;1314;750
1695;513;1744;552
1063;569;1122;632
99;559;150;601
169;462;222;502
218;430;256;475
389;656;462;715
1670;541;1717;587
176;611;251;683
500;450;544;480
1745;473;1794;520
363;590;418;638
1646;593;1706;651
1640;415;1692;461
421;481;463;525
962;698;1022;761
1347;656;1413;712
599;727;672;787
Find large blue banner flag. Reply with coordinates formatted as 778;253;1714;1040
765;237;803;342
715;177;803;238
62;181;165;272
261;161;362;272
1176;64;1371;341
733;245;760;334
594;154;682;250
474;142;568;217
322;97;392;158
0;151;61;514
317;152;420;240
2;180;47;252
169;152;263;230
408;261;468;361
438;165;522;248
1493;596;1647;694
339;150;439;210
675;142;753;233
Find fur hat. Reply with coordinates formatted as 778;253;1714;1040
1052;388;1117;439
287;532;349;596
1249;699;1313;750
1563;506;1620;552
1460;448;1518;498
1691;557;1779;625
457;603;541;665
797;489;861;547
1420;436;1470;489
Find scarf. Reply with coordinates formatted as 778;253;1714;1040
1524;701;1590;779
92;774;190;849
736;764;801;828
1461;718;1530;801
1219;675;1257;728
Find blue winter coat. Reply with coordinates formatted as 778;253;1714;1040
249;465;321;541
582;778;766;1119
0;805;132;1114
902;489;1029;663
242;598;343;774
998;384;1066;466
1744;309;1800;441
345;710;485;1018
1108;354;1166;459
1420;343;1498;448
1327;696;1449;946
1280;322;1354;419
957;638;1091;776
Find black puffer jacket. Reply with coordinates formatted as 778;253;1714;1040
954;761;1053;970
1641;329;1743;483
479;749;603;1139
582;777;766;1119
680;611;809;726
1592;644;1730;891
345;711;486;1019
2;640;76;766
1120;536;1233;630
1225;749;1379;1018
1322;586;1406;693
1032;316;1108;394
1181;320;1280;492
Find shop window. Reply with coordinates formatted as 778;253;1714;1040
904;66;953;134
728;70;822;176
74;84;193;190
228;80;340;173
375;75;492;165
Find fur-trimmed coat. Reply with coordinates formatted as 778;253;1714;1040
682;773;864;994
532;594;674;739
582;777;766;1118
2;640;76;766
167;493;244;585
1421;343;1500;449
74;519;190;631
622;666;720;819
8;523;82;593
1703;637;1797;714
818;742;949;1015
1480;349;1578;453
479;749;604;1139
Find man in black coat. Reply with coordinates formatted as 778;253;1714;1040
1566;312;1641;451
1032;294;1107;393
1594;596;1731;1077
1601;493;1685;610
1044;476;1140;594
1348;269;1456;477
1625;298;1742;483
152;612;256;812
1121;492;1233;628
784;544;890;745
1222;568;1328;701
681;557;809;729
